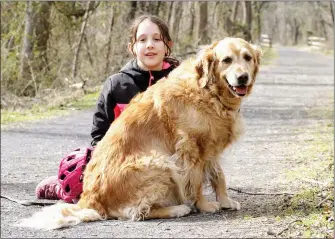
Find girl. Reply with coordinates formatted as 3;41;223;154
36;14;179;203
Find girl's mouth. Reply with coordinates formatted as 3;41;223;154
145;53;157;56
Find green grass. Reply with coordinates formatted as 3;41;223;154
1;91;100;126
261;47;277;65
301;45;334;57
277;95;334;238
65;91;100;110
323;49;334;56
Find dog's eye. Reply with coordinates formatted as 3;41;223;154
244;54;252;61
222;57;232;64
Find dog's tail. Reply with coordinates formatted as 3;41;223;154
17;202;103;230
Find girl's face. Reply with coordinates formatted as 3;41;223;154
132;19;170;71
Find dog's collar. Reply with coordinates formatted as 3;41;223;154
204;85;241;114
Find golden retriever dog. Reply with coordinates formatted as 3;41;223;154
18;37;261;230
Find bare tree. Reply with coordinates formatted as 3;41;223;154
253;2;268;41
72;1;92;79
169;2;183;46
128;1;137;21
225;1;239;36
34;2;51;72
198;2;209;44
312;2;327;39
166;2;173;24
52;1;100;19
187;2;195;39
330;2;334;25
242;1;252;41
19;2;36;96
105;5;115;77
5;1;335;101
18;1;51;96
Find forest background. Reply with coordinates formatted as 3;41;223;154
1;1;334;116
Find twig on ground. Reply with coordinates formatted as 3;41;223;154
157;221;164;226
316;194;332;208
302;178;329;186
1;194;56;206
228;187;295;196
275;219;302;237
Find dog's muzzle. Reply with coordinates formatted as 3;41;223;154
225;73;249;97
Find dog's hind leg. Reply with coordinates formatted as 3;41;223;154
146;205;191;219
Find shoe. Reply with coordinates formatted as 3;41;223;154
35;175;61;200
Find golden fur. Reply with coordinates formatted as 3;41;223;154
18;37;262;230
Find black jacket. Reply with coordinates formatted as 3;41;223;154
90;59;177;146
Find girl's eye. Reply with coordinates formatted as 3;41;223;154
138;38;146;42
223;57;232;64
154;38;161;41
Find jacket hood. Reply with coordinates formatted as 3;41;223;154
119;59;175;87
119;59;148;78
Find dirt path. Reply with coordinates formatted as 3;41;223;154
1;46;333;238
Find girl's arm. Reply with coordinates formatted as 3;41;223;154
90;78;116;146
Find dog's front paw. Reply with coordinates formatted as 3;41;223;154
196;200;221;213
220;197;241;210
169;205;191;218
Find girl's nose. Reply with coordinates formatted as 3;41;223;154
146;39;154;48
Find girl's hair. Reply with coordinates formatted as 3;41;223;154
128;14;180;67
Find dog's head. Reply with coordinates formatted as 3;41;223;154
195;37;262;98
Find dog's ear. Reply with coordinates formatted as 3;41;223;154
252;44;263;78
195;42;219;88
252;44;263;65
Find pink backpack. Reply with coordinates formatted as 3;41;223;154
57;103;127;203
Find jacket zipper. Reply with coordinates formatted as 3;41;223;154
148;71;154;87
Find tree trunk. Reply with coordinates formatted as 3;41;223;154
34;1;51;73
314;2;328;40
105;6;115;77
227;1;239;36
242;1;252;41
293;18;300;45
254;2;261;41
253;2;267;42
128;1;137;21
72;1;91;79
244;1;253;41
169;2;182;45
198;2;209;45
167;2;173;25
330;2;334;25
188;2;195;39
138;2;146;14
231;1;239;23
19;2;36;95
154;2;161;16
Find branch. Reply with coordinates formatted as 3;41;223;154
104;7;115;77
228;187;295;196
20;55;38;96
1;194;56;206
72;1;91;79
276;219;302;237
316;194;332;208
83;33;93;66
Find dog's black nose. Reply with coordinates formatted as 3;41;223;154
237;73;249;85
